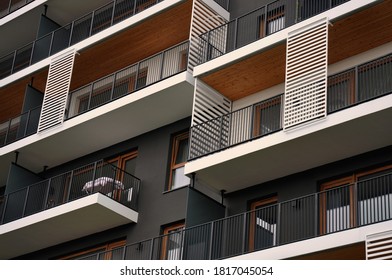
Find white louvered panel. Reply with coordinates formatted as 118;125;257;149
38;50;76;132
284;18;328;129
366;230;392;260
188;0;227;71
192;79;231;126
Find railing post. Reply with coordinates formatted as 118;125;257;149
134;62;141;91
89;11;96;36
353;182;358;228
4;119;11;145
149;238;154;260
110;73;117;100
1;195;9;224
21;186;30;218
91;161;98;193
23;109;32;137
87;83;94;111
241;212;247;254
276;203;281;246
205;31;211;63
159;51;166;80
29;42;35;67
111;0;117;26
314;193;318;238
249;104;255;140
68;21;75;47
65;170;74;202
133;0;138;15
208;221;215;260
10;49;17;74
354;65;359;104
48;31;55;56
233;18;238;50
219;116;223;150
43;179;51;210
264;5;268;37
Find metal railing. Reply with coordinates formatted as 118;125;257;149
327;53;392;113
198;0;349;63
77;170;392;260
0;0;34;18
189;94;283;160
66;40;189;119
189;52;392;160
0;105;41;147
0;160;141;225
0;0;163;79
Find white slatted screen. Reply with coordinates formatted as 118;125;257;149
189;0;227;71
366;230;392;260
192;79;231;126
284;18;328;129
38;50;76;132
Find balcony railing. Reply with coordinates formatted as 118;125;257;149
189;53;392;160
198;0;349;64
0;0;34;18
0;160;141;225
66;40;189;119
0;0;163;79
0;105;41;148
189;94;283;160
77;170;392;260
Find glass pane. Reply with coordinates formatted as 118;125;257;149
124;157;137;175
175;138;189;165
171;166;190;189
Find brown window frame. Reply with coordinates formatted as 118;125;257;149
61;239;126;260
258;6;285;39
168;131;190;191
248;195;278;251
252;96;282;137
160;222;185;260
320;164;392;234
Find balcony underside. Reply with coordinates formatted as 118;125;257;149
0;193;138;259
198;0;392;101
0;72;194;186
185;94;392;192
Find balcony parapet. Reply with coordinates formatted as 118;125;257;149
76;170;392;259
0;159;141;225
198;0;349;64
0;0;163;79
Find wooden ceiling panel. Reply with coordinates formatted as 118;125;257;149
70;0;193;90
201;44;286;101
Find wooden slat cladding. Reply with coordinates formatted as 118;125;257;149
328;0;392;65
69;0;193;91
201;44;286;101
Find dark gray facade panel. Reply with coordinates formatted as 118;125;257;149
185;187;225;228
5;163;42;195
229;0;272;19
16;118;191;259
225;145;392;215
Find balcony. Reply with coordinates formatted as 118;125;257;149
66;41;190;119
0;159;140;259
76;170;392;260
198;0;349;64
190;53;392;160
0;0;164;80
0;0;34;19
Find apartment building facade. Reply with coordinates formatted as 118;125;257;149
0;0;391;260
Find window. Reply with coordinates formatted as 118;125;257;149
179;50;188;72
320;165;392;234
168;131;190;190
327;69;356;113
252;96;282;137
61;240;126;260
249;196;278;251
258;6;285;39
161;222;185;260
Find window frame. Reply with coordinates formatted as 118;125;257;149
248;195;278;251
167;131;190;191
160;222;185;260
60;239;126;260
